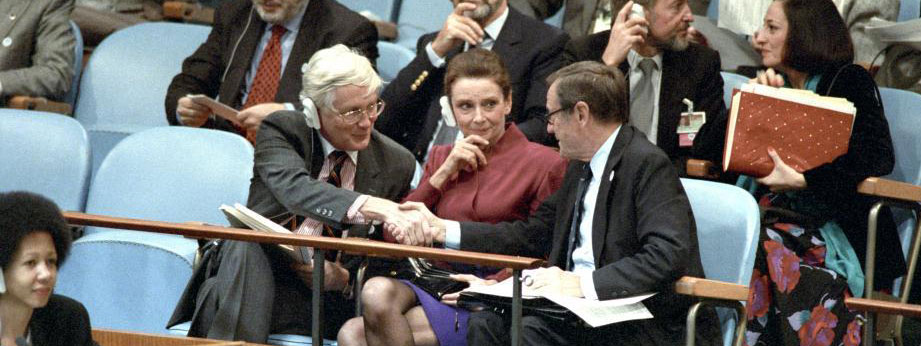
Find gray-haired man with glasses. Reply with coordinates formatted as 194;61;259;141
169;45;426;343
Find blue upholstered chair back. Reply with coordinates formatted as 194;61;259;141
720;71;749;108
377;41;415;84
681;178;760;345
0;109;90;211
84;126;254;234
338;0;398;22
64;20;84;108
899;0;920;21
73;22;211;175
879;87;921;265
395;0;454;50
56;230;196;334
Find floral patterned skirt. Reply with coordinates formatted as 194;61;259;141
745;222;863;346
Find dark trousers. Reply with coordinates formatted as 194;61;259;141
188;240;353;342
467;308;721;346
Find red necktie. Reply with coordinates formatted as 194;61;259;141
244;25;286;109
236;25;286;142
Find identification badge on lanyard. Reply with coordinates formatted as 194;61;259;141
677;98;706;148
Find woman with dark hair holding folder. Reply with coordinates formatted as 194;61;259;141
337;48;566;346
743;0;902;344
0;191;94;346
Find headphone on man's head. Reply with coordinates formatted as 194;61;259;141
439;96;457;127
302;96;321;129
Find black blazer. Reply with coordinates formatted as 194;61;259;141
459;125;714;341
375;7;569;159
30;295;95;346
802;64;903;287
164;0;378;132
563;31;727;173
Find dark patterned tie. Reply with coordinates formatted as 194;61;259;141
323;151;348;261
566;163;593;270
236;25;286;142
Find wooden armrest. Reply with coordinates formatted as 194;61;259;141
675;276;748;301
7;96;72;115
686;159;719;180
845;297;921;318
163;1;214;24
374;21;397;41
857;177;921;203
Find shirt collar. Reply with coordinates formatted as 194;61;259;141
627;49;662;72
588;125;622;179
483;5;509;41
276;0;308;33
317;130;359;164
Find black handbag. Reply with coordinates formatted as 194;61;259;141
406;258;470;300
456;291;582;324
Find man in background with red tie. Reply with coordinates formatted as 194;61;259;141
164;0;377;140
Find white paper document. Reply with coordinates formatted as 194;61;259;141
187;94;241;126
462;277;656;328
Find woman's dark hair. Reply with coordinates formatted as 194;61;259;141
780;0;854;75
0;191;72;270
444;48;512;100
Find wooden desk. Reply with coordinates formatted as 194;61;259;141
92;329;268;346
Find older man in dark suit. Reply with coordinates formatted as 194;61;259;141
400;61;720;345
168;45;422;343
164;0;377;140
563;0;726;175
376;0;568;160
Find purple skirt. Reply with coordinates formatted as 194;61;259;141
402;280;470;346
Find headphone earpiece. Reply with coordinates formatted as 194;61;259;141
302;97;321;129
439;95;456;127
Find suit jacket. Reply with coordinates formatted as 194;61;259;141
459;125;715;343
0;0;74;102
246;110;416;237
167;111;416;338
802;63;904;287
563;31;727;173
375;7;569;160
164;0;378;132
509;0;711;38
30;295;95;346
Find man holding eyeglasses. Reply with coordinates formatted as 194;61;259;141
169;45;424;343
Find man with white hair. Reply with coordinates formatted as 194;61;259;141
165;0;377;141
563;0;727;176
168;45;422;343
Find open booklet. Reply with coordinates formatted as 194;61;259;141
220;203;313;264
459;275;655;328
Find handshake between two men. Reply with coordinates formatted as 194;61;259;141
359;197;445;248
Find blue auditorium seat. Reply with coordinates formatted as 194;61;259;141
84;126;253;235
338;0;398;22
720;71;749;108
56;230;197;334
395;0;454;51
73;22;211;176
0;109;90;211
377;41;414;84
682;178;760;346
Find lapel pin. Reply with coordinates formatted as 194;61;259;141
609;170;615;182
2;37;11;47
